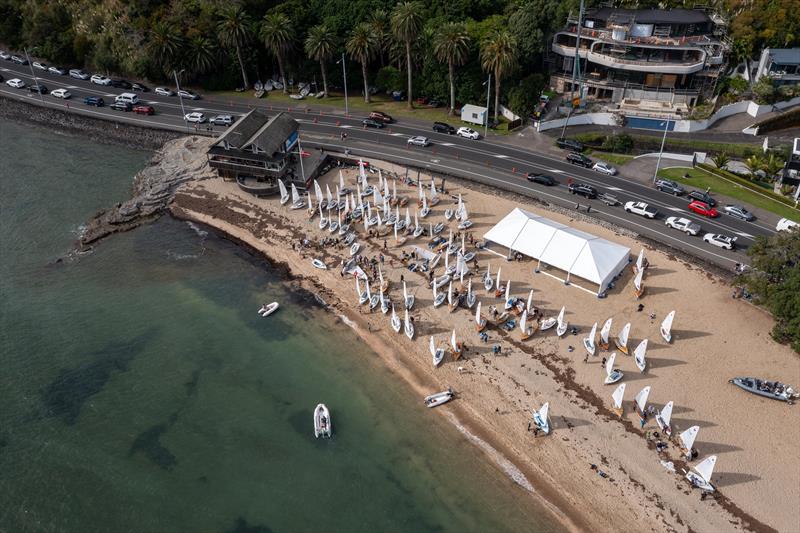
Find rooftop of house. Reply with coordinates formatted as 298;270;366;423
584;7;712;26
212;109;298;156
766;48;800;66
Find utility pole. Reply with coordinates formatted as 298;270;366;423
652;117;672;184
174;69;189;133
483;74;491;138
24;48;45;106
337;53;349;116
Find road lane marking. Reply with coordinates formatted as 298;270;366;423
391;133;405;137
736;232;754;237
440;142;455;146
494;154;509;159
607;187;622;191
667;207;684;212
548;169;564;173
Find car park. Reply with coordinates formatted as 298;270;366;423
687;200;719;218
556;137;583;151
109;101;133;111
184;112;207;123
48;66;67;75
111;79;133;89
566;152;593;167
90;74;112;85
211;115;235;126
69;69;90;80
0;51;10;60
10;55;28;65
457;127;480;140
655;179;685;196
432;122;455;134
624;201;658;219
688;190;716;207
177;89;200;100
665;216;701;235
133;105;155;115
83;96;104;106
50;88;71;99
5;78;25;89
362;118;384;128
722;204;755;221
369;111;393;123
407;136;431;147
703;233;736;250
526;173;555;185
154;86;175;96
32;61;48;71
592;162;618;175
568;183;597;198
131;82;150;92
28;84;48;94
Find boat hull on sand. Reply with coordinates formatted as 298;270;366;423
424;389;453;408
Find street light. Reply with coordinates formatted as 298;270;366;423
652;116;673;184
483;74;491;139
337;53;349;117
173;69;189;133
24;47;45;106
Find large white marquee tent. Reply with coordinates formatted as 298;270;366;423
483;208;631;294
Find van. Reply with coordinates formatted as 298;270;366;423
776;218;799;232
115;92;139;105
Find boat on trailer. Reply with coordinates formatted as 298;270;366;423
729;377;798;404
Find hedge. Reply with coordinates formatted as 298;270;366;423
753;107;800;134
696;163;800;211
572;132;762;158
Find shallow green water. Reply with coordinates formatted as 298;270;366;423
0;121;562;532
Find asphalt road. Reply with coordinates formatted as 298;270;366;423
1;61;779;269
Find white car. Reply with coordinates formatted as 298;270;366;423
32;61;48;71
48;66;67;75
0;50;10;60
457;127;479;140
592;162;617;175
5;78;25;89
90;74;112;85
624;201;658;219
69;69;90;80
50;88;71;99
177;89;200;100
665;216;701;236
155;86;175;96
703;233;736;250
407;135;431;147
184;112;207;123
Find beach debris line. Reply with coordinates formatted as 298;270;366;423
314;403;332;439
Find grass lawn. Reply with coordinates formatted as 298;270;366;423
658;167;800;222
587;151;634;166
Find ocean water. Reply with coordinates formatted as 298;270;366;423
0;121;562;532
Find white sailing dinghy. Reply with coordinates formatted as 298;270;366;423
314;403;332;438
424;388;453;408
258;302;280;317
633;339;648;373
457;202;472;230
433;282;446;308
394;223;406;246
417;179;425;205
633;266;645;299
350;242;360;257
413;211;423;238
583;322;598;355
465;278;476;308
380;285;390;314
404;208;412;233
329;210;340;233
661;310;675;343
290;183;305;209
493;267;503;298
611;383;626;417
447;281;459;312
430;179;441;206
614;322;631;354
539;314;557;331
599;317;613;350
655;400;673;436
444;208;454;221
390;304;402;333
357;276;368;305
326;184;334;211
318;202;328;230
634;248;647;273
367;280;379;310
312;259;327;270
686;456;717;493
532;402;550;435
403;281;414;310
525;289;534;315
278;179;290;205
475;301;487;332
404;308;415;340
484;263;494;292
679;426;700;460
420;194;430;218
503;280;513;311
306;191;315;218
450;329;463;360
430;336;445;367
314;180;325;210
604;352;624;384
556;306;568;337
519;310;537;340
634;386;651;419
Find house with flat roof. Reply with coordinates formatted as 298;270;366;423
755;48;800;86
550;7;728;113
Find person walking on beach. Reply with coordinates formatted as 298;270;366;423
601;357;607;367
383;240;387;250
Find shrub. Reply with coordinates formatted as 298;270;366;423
375;66;403;93
754;107;800;134
752;76;777;104
697;163;797;207
601;133;634;153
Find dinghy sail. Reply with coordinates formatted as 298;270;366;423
611;383;626;417
634;386;651;418
532;402;550;435
519;310;535;340
430;336;445;367
604;352;623;384
450;329;462;360
583;322;598;355
679;426;699;459
656;401;673;436
484;263;493;292
661;310;675;343
290;183;305;209
404;308;415;339
403;281;414;310
390;304;402;333
614;322;631;354
556;306;568;337
475;301;487;332
599;318;612;350
633;339;648;372
633;267;645;298
686;456;717;492
278;179;290;205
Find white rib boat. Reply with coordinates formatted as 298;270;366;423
314;403;332;438
424;388;453;408
350;243;360;257
312;259;327;270
430;336;445;367
258;302;279;317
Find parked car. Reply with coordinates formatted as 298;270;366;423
703;233;736;250
184;112;207;123
177;89;200;100
90;74;112;86
28;84;48;94
32;61;47;71
5;78;25;89
722;204;755;221
556;137;584;151
592;162;618;175
109;101;132;111
83;96;104;106
0;50;10;60
154;86;175;96
362;118;384;128
211;115;235;126
69;69;90;80
687;200;719;218
655;178;685;196
131;82;150;92
133;105;155;115
457;127;480;140
568;183;597;198
50;88;71;99
566;152;593;167
526;173;556;185
407;136;431;147
10;55;28;65
432;122;455;134
624;201;658;219
688;190;716;207
776;218;799;232
665;216;701;235
110;79;133;89
369;111;393;123
48;66;67;75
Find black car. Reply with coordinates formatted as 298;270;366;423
568;183;597;198
526;172;555;185
687;190;716;207
556;137;584;151
432;122;456;134
109;101;132;111
655;178;685;196
83;96;105;107
362;118;385;129
28;84;48;94
566;152;593;167
131;82;150;92
110;78;133;89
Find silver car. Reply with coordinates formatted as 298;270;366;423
722;204;755;221
407;136;431;147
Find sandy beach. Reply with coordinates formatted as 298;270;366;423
168;140;799;533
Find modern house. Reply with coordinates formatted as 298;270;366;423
550;7;729;114
780;138;800;188
207;109;325;197
755;48;800;86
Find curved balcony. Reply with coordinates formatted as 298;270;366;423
586;51;706;74
552;42;589;58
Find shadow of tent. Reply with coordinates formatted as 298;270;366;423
694;440;743;455
671;329;713;340
712;471;761;488
647;356;688;370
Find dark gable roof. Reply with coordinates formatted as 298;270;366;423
214;108;271;149
586;8;711;26
243;113;298;156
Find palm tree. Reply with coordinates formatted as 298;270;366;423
346;23;378;103
764;153;784;180
260;12;293;94
188;36;217;77
218;6;253;89
148;22;183;74
305;24;337;97
391;1;423;109
433;22;470;116
744;154;765;178
370;9;390;67
712;152;730;170
480;30;518;122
